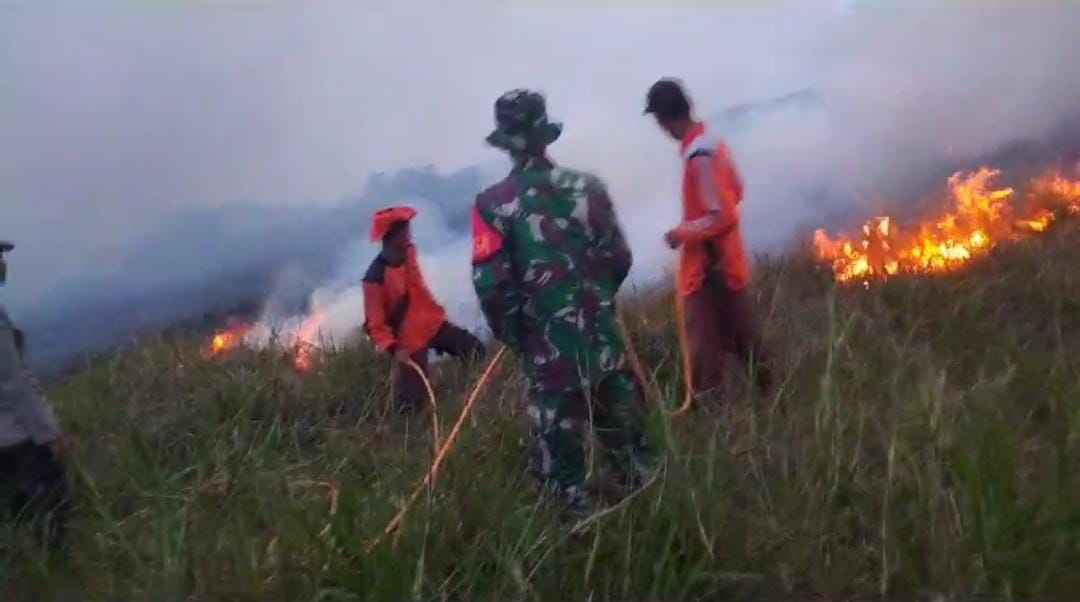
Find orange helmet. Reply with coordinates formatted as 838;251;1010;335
369;206;417;243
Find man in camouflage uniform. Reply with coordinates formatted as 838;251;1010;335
471;90;656;518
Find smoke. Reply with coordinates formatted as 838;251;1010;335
242;194;486;352
726;3;1080;245
10;164;492;373
4;2;1080;370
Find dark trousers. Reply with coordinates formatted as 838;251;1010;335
685;272;773;400
396;322;486;412
0;441;69;551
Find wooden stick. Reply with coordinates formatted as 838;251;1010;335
365;347;507;553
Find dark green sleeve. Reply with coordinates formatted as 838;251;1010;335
471;203;525;351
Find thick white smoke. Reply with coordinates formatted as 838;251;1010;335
242;193;489;353
5;2;1080;368
729;4;1080;246
243;3;1080;356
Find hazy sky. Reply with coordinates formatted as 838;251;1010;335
4;1;1080;320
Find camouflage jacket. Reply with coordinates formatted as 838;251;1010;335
471;157;632;393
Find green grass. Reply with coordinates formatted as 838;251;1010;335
5;223;1080;601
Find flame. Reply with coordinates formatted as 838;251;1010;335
211;333;230;355
208;323;251;357
814;167;1080;283
204;309;329;374
292;309;326;373
294;342;315;373
1015;209;1055;233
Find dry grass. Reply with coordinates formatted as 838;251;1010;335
4;223;1080;601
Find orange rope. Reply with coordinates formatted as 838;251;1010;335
403;357;440;456
365;347;507;553
672;290;695;417
616;311;654;409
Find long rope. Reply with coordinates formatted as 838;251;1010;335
616;311;654;409
672;290;696;417
370;296;687;552
617;295;694;417
365;346;507;553
403;357;440;456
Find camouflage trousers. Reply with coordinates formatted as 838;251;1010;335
526;370;655;516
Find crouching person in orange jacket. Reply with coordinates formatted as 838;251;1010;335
362;207;486;413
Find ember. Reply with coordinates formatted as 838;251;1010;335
814;168;1080;283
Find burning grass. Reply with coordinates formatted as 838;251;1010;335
6;206;1080;601
207;321;250;358
208;309;329;374
814;167;1080;283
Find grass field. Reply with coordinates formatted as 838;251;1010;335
4;222;1080;601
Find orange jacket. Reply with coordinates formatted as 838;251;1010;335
673;121;750;296
362;245;447;355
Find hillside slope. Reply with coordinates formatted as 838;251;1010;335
4;223;1080;601
16;164;488;378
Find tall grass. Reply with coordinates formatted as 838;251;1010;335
4;224;1080;601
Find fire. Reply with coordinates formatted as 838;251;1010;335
814;167;1080;283
294;341;316;374
211;333;231;355
1015;209;1055;233
204;308;331;374
292;309;326;373
208;323;251;357
204;309;328;373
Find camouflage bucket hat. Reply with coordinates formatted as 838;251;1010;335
485;89;563;152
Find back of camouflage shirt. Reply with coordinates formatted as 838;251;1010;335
472;159;633;393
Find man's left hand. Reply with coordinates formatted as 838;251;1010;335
664;230;682;250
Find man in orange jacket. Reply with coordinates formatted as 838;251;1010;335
645;78;772;401
362;207;485;413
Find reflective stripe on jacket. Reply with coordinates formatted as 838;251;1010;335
675;121;751;296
